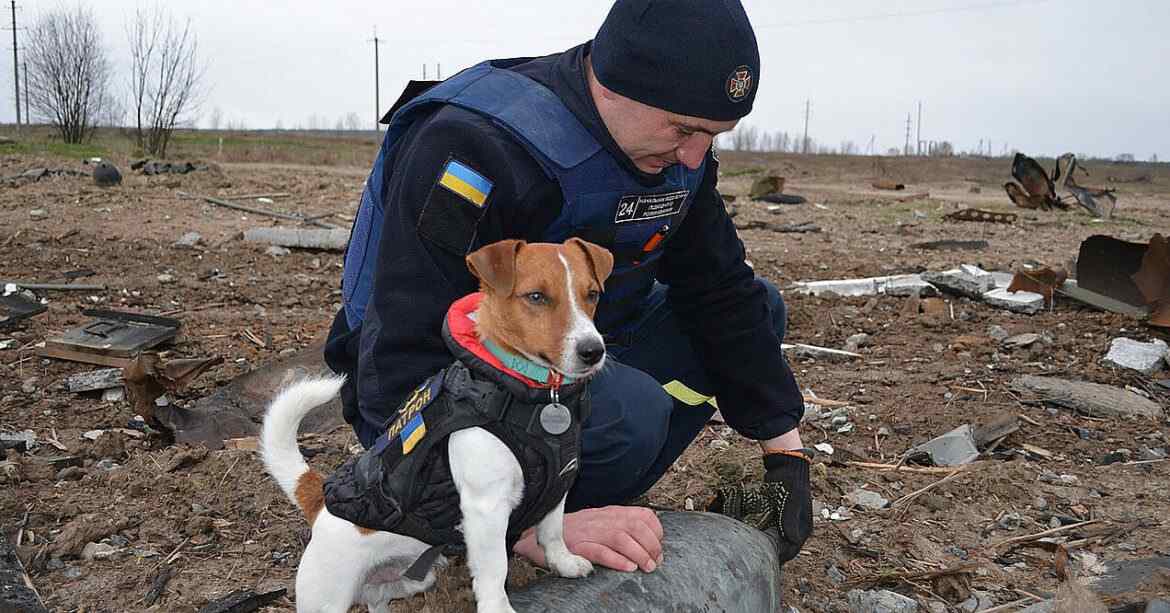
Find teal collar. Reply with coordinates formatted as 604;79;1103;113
482;338;575;386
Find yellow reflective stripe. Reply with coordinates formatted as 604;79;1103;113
663;380;718;408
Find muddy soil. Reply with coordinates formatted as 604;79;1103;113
2;149;1167;612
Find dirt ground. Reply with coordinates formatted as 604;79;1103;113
1;139;1168;612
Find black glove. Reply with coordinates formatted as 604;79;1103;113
708;451;812;564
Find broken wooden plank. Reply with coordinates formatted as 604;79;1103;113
197;588;287;613
64;368;124;393
0;531;47;613
1011;375;1163;419
38;345;134;369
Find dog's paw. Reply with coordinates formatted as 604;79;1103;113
549;552;594;578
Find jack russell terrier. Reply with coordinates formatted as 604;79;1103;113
261;238;614;613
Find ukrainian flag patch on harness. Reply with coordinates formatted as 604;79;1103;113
438;158;493;207
385;375;442;455
399;413;426;455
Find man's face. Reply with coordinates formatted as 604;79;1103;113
590;70;739;174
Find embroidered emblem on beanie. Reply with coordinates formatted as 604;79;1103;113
726;65;753;103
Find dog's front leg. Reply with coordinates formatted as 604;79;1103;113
536;495;593;578
449;428;522;613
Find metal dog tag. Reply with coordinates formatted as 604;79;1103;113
540;403;572;436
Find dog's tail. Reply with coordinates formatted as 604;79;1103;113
260;376;345;522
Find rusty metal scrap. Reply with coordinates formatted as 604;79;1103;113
1005;153;1065;211
1132;233;1170;327
1055;154;1116;218
123;354;223;425
943;208;1017;224
1007;266;1068;309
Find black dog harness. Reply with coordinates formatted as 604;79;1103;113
323;293;591;577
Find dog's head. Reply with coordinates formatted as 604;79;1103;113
467;239;614;380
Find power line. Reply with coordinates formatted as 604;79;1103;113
755;0;1053;29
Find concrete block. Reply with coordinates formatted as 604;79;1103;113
983;287;1044;314
922;266;997;299
1103;338;1169;375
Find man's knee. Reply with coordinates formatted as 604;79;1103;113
569;365;673;509
757;277;788;341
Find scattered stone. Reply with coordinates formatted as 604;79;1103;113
844;333;871;354
45;557;64;570
1003;333;1042;349
21;377;37;394
28;208;48;220
910;424;980;466
884;276;939;297
1033;497;1049;510
846;489;890;511
56;466;85;481
1103;338;1168;375
156;273;175;285
987;325;1009;341
265;245;291;257
64;368;124;393
102;387;125;402
847;589;918;613
959;591;995;612
997;512;1024;530
95;459;120;472
63;566;82;579
922;265;997;299
174;232;204;249
1039;472;1079;485
827;564;847;585
1138;447;1168;461
984;286;1044;314
81;542;119;561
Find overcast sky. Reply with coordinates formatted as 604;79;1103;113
4;0;1167;160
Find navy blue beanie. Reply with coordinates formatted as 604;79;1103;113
591;0;760;122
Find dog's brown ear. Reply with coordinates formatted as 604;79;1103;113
466;240;526;295
567;238;614;290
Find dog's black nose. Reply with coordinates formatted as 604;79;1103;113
576;339;605;366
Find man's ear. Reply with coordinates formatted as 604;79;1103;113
567;238;615;290
466;240;526;295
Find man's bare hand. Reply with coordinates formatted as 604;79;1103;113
513;505;664;572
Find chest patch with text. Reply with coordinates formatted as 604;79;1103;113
614;190;689;224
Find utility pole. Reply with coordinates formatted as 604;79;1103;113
22;59;26;122
370;28;381;131
437;63;442;80
916;101;922;156
10;0;19;131
801;99;810;155
904;113;912;156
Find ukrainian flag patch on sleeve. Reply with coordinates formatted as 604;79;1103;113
438;158;493;207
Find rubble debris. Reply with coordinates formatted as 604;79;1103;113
1004;153;1064;210
92;161;122;187
1058;280;1149;318
943;208;1017;223
178;191;339;229
144;566;174;607
757;193;807;205
0;531;48;613
123;354;223;425
846;589;918;613
1102;338;1168;375
843;333;871;354
909;424;980;466
64;368;124;393
155;343;344;449
784;343;863;362
791;274;935;298
0;430;36;453
845;489;889;511
749;175;785;199
1007;266;1067;309
909;240;989;251
871;180;906;191
922;265;997;300
984;287;1045;314
39;310;181;368
972;413;1019;447
1076;235;1151;308
1133;234;1170;328
1055;154;1116;218
50;514;137;558
173;232;204;249
243;227;349;251
1;166;88;186
773;221;820;233
197;588;287;613
138;160;209;175
1002;333;1043;349
1086;557;1170;599
510;512;782;613
1011;375;1163;419
0;292;47;328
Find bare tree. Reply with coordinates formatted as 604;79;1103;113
25;5;114;143
727;124;759;151
344;112;363;131
128;7;205;157
207;107;224;130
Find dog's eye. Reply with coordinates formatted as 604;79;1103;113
585;289;601;304
524;291;549;306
